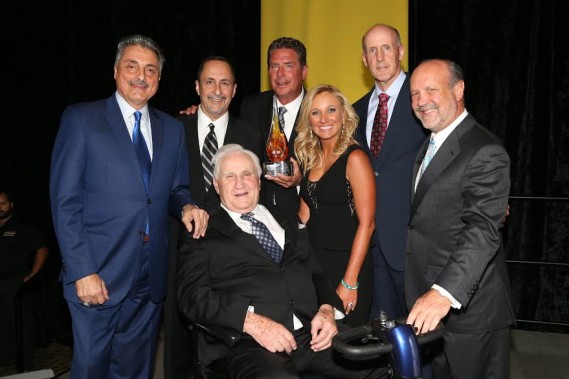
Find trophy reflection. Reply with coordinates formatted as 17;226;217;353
263;105;294;176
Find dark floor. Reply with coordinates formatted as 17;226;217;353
0;342;72;378
1;329;568;378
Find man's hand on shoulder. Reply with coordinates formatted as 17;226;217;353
179;105;199;115
243;311;297;354
406;289;451;335
75;273;109;306
310;304;338;352
264;157;301;188
182;204;209;238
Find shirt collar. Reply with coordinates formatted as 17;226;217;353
275;88;304;113
115;91;149;121
431;109;469;150
373;70;406;99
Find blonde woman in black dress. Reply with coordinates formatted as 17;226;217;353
295;84;376;327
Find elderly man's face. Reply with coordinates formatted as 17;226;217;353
214;152;261;214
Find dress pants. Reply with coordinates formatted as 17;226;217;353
432;328;510;379
369;243;407;321
226;327;387;379
67;243;163;379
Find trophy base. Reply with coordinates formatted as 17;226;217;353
263;161;294;176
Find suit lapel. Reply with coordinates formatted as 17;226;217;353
185;115;207;201
356;89;373;151
374;76;414;165
411;118;474;214
148;107;165;194
211;208;280;263
260;92;275;144
224;116;239;143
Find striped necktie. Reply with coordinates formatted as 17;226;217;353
201;123;218;191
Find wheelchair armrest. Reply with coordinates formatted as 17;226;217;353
190;322;241;348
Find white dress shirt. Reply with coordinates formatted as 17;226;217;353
116;91;153;160
365;70;407;145
275;88;304;140
197;106;229;151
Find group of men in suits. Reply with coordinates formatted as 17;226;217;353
49;25;514;379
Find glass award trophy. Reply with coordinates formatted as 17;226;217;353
263;102;294;176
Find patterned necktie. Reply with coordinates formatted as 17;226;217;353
370;93;390;158
420;136;436;178
201;123;218;191
240;212;283;263
133;111;151;193
278;106;287;133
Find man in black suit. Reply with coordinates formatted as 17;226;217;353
177;144;387;379
353;24;428;320
163;56;263;378
405;59;514;379
239;37;307;225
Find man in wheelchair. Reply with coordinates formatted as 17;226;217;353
177;144;386;379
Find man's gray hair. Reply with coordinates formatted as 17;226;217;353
212;144;262;179
115;34;166;73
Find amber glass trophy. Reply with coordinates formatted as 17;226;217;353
263;103;294;176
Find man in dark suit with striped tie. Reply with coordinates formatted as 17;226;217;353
163;56;263;379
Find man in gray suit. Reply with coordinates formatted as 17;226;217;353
405;59;514;379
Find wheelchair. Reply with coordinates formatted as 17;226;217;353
190;311;443;379
333;311;445;379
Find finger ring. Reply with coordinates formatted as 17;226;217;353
82;301;91;307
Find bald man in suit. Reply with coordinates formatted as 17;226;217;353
405;59;514;379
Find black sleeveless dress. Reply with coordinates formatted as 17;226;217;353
300;144;373;327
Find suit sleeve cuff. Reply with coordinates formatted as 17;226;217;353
432;284;462;309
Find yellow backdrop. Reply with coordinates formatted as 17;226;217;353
261;0;408;103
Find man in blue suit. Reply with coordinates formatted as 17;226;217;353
50;34;208;379
353;24;428;320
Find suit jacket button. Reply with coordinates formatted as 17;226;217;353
290;300;294;305
147;198;152;204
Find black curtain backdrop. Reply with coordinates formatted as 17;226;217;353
3;0;567;334
410;0;569;332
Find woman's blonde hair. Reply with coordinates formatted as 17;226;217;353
294;84;359;175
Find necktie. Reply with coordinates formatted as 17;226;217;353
241;212;283;263
133;111;151;235
370;93;390;158
202;123;218;191
133;111;151;193
278;106;287;133
420;136;436;177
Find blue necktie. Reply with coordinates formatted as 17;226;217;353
133;111;151;192
420;136;436;177
241;212;283;263
133;111;151;235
